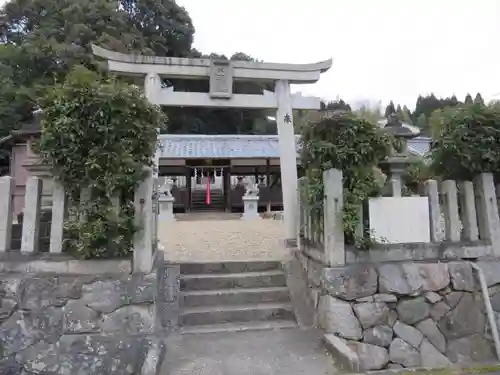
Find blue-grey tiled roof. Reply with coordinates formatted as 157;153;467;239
159;134;431;159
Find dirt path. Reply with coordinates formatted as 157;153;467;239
158;214;289;262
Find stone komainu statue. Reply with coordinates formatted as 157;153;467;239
243;180;259;197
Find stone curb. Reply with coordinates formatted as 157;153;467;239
340;364;500;375
323;333;360;372
0;259;132;274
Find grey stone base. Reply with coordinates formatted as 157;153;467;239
0;258;178;375
316;260;500;371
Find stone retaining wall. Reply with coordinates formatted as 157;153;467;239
0;256;178;374
317;260;500;371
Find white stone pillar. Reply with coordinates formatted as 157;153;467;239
0;176;14;252
49;181;66;253
323;169;345;266
21;176;42;253
133;167;154;273
275;80;298;241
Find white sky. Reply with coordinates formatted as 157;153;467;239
177;0;500;109
1;0;498;109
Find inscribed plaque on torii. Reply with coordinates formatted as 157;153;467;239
209;60;233;99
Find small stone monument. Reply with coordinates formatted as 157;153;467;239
379;113;420;197
158;178;175;221
242;179;260;220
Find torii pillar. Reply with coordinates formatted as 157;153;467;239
275;80;298;243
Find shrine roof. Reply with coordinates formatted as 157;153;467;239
159;134;431;159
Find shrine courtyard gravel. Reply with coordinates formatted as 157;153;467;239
158;214;289;262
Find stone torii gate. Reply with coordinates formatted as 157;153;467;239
92;45;332;242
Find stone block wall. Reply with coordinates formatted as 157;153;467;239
318;260;500;371
0;257;178;374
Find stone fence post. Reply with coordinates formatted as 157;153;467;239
49;181;66;253
21;176;42;253
297;177;308;249
133;167;154;273
424;179;442;243
459;180;479;241
475;173;500;256
323;168;344;266
441;180;461;242
0;176;14;252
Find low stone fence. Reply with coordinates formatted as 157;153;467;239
0;254;178;374
318;260;499;371
295;168;500;370
0;169;158;273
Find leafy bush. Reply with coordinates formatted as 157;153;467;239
431;103;500;180
300;111;393;246
38;66;166;258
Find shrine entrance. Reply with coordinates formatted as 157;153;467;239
92;44;332;241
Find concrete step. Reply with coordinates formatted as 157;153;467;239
180;319;298;334
180;261;283;275
180;302;295;326
180;286;290;308
180;270;287;291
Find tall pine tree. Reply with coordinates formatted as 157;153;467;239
384;101;396;117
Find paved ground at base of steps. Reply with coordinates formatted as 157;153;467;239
161;328;338;375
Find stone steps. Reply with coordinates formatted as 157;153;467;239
180;319;298;335
179;260;297;333
180;270;286;291
191;189;225;212
180;302;295;326
181;286;290;307
180;261;283;275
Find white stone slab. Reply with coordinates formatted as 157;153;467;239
368;197;431;244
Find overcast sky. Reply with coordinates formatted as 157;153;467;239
177;0;500;109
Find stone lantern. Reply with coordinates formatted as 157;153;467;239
378;113;420;197
22;109;54;210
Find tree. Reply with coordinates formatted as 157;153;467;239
402;105;413;124
428;109;445;139
431;103;500;180
384;101;396;117
396;104;403;120
300;111;392;246
0;0;269;136
354;105;382;125
38;66;165;258
323;100;352;112
465;93;473;104
416;113;427;130
474;93;485;105
0;0;194;134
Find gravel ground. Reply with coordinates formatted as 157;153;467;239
158;214;289;262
